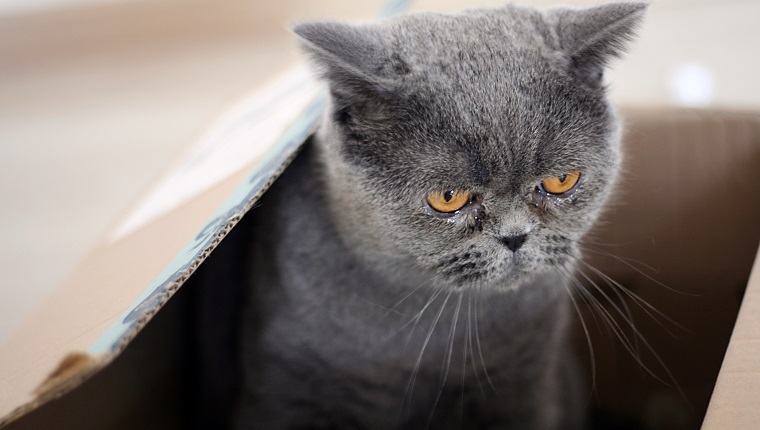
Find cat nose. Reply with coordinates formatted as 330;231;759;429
499;234;527;252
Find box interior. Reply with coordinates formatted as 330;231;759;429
574;108;760;428
3;108;759;429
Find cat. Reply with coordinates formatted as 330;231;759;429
231;2;645;429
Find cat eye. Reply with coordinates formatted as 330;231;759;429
427;189;471;213
539;172;582;196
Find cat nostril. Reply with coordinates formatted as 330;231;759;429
500;234;527;252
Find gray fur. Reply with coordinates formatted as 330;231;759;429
236;3;644;429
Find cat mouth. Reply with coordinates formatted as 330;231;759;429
431;247;538;288
435;257;531;289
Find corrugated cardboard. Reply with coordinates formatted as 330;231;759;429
0;91;323;427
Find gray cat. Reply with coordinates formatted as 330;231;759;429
235;3;645;429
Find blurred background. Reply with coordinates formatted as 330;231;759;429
0;0;758;346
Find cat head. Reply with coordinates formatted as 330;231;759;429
294;3;645;290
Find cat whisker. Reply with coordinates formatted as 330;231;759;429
566;255;643;357
569;242;697;298
474;285;497;394
403;288;444;346
428;290;464;427
566;253;690;336
459;291;469;423
554;229;696;298
382;288;441;347
556;264;664;384
560;234;635;248
550;262;598;404
355;294;405;316
378;283;428;321
583;269;686;398
466;289;486;399
573;270;656;375
555;229;656;264
578;245;662;274
555;260;689;405
552;226;640;248
404;289;453;419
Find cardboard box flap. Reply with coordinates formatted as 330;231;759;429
0;1;412;425
87;95;325;356
0;81;325;427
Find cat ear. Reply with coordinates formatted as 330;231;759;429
550;2;647;86
292;21;405;104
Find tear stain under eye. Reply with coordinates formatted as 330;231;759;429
530;192;549;210
465;216;483;234
422;197;485;234
530;184;583;211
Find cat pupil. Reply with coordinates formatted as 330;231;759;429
444;190;454;202
558;174;568;183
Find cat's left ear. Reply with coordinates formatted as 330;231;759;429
549;2;647;86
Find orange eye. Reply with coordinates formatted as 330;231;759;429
540;172;581;195
427;189;471;213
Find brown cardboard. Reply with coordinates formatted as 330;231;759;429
702;249;760;428
0;161;257;425
0;78;326;425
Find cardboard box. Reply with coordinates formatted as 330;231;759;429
4;107;759;430
1;2;759;430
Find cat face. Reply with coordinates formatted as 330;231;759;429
296;3;644;290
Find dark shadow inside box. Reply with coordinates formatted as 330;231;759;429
4;281;192;430
573;109;760;429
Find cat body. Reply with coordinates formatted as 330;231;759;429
234;3;645;429
238;141;578;429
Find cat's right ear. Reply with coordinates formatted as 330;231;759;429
292;22;404;105
549;2;647;87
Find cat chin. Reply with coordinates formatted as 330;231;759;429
437;265;543;293
493;269;544;292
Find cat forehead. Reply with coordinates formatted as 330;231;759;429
404;116;608;187
360;93;611;193
382;8;611;170
386;7;562;77
398;8;551;47
380;9;583;126
392;65;610;180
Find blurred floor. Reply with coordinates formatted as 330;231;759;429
1;0;758;345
